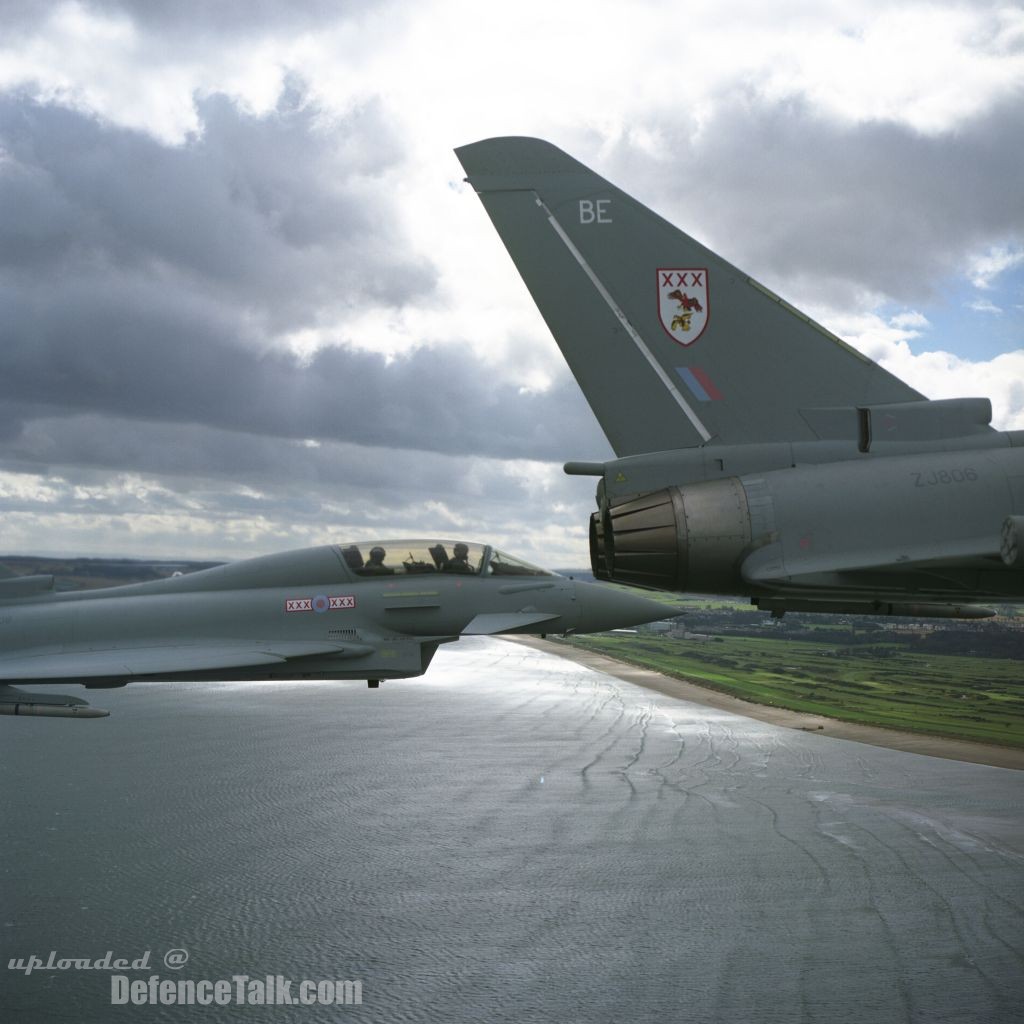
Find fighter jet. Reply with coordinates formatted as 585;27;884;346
457;137;1024;618
0;538;671;718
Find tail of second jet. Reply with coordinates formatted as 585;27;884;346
456;137;922;456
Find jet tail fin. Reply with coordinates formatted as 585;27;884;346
456;137;923;455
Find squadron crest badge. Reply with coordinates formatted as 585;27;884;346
657;268;709;346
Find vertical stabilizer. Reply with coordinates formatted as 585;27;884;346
456;137;922;456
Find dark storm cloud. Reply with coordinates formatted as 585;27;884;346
0;88;605;468
91;0;383;33
0;286;603;460
0;88;430;324
0;412;603;569
1;413;604;520
0;1;53;31
0;0;381;35
608;93;1024;306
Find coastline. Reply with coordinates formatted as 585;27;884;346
511;636;1024;771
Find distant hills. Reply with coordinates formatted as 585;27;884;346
0;555;223;591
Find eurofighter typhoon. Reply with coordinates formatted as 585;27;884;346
0;539;670;717
457;137;1024;619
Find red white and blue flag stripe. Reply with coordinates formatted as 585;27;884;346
675;366;723;402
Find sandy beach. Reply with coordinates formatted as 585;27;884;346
513;636;1024;771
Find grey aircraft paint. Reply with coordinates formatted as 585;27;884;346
0;539;672;717
456;137;1024;616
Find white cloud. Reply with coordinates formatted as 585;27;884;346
5;2;1021;148
0;469;66;503
0;2;202;144
889;310;931;330
888;348;1024;431
968;244;1024;289
816;305;1024;430
837;327;1024;431
756;4;1024;134
814;307;929;363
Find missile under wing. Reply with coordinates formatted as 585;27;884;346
456;137;1024;616
0;539;672;717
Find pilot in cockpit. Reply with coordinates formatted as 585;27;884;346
361;546;394;575
444;542;474;573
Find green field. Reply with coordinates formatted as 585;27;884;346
563;632;1024;748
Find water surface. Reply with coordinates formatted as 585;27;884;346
3;638;1021;1022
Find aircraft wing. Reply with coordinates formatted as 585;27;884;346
461;611;561;634
0;639;374;682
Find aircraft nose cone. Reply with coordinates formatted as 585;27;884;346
572;581;675;633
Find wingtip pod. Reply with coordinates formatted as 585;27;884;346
0;684;109;717
0;702;110;718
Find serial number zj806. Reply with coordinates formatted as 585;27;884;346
912;467;978;487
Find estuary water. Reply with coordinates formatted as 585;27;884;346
2;637;1022;1022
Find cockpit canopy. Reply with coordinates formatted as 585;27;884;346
336;540;552;579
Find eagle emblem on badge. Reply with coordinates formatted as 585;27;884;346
657;268;709;346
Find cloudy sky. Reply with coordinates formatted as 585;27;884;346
0;0;1021;567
